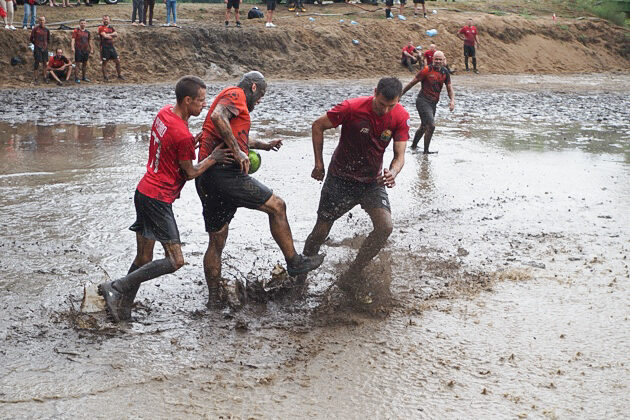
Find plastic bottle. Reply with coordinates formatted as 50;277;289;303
308;17;315;22
29;43;34;51
352;39;360;45
350;20;358;25
426;29;438;37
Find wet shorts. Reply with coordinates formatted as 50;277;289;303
129;189;181;244
49;69;68;79
317;174;390;222
101;45;118;61
464;45;476;57
416;94;437;127
413;0;424;3
75;49;90;63
266;0;275;11
195;164;273;232
33;46;48;69
226;0;240;8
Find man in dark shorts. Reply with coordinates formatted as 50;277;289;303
384;0;393;19
413;0;426;18
98;15;123;81
195;71;324;308
225;0;241;27
265;0;275;27
301;77;410;296
401;40;420;72
46;48;72;85
71;18;93;83
458;18;480;73
402;50;455;154
29;16;50;84
99;76;234;322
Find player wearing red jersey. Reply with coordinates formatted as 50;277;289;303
98;15;123;81
71;19;93;83
46;48;72;85
195;71;324;308
99;76;233;322
458;18;480;73
402;51;455;154
301;78;410;296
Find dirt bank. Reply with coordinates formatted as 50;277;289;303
0;2;628;87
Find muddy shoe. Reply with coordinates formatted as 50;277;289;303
98;282;131;322
287;253;324;277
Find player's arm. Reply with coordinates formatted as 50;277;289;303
401;72;422;96
71;36;76;53
381;140;406;188
475;33;480;47
249;138;283;151
211;103;250;173
179;147;234;180
311;114;335;181
446;81;455;111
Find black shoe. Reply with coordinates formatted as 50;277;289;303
225;20;229;27
236;21;241;27
117;74;125;80
82;77;90;82
103;75;109;81
474;69;479;74
287;253;325;277
56;80;63;86
98;282;131;322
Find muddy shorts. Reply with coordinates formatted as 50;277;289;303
195;164;273;232
75;49;90;63
129;189;181;244
101;45;118;61
49;69;68;79
317;174;390;222
226;0;240;9
464;45;476;58
33;46;48;69
413;0;424;3
266;0;275;11
416;94;437;127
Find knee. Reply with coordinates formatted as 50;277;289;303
374;220;393;239
171;255;185;270
267;195;287;216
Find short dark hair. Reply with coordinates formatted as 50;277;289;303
175;76;206;104
375;77;402;100
80;18;86;22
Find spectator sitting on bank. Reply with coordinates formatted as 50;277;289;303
401;40;421;72
46;48;73;85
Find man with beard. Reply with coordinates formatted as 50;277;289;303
98;15;123;81
402;50;455;154
195;71;324;308
71;19;93;83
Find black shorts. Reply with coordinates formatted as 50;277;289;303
33;46;48;69
400;0;406;4
413;0;424;3
195;164;273;232
385;0;393;6
101;45;118;61
416;94;437;127
129;190;181;244
75;49;90;63
464;45;476;58
49;69;68;79
317;174;390;222
266;0;276;11
401;56;417;65
226;0;240;8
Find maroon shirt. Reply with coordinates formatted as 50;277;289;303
30;26;50;50
326;96;410;184
417;65;451;104
72;28;91;52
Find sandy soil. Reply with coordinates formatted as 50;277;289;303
0;1;628;87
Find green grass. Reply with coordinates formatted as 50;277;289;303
575;0;628;26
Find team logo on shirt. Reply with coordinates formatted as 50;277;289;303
380;130;392;142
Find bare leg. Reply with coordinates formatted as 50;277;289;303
49;70;62;83
203;223;229;307
423;124;436;154
411;124;426;149
303;217;333;257
345;207;393;277
257;194;298;261
114;58;121;77
65;68;71;81
101;60;107;79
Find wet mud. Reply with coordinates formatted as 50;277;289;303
0;74;629;418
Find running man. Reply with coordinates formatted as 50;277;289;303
402;50;455;154
71;18;93;83
195;71;324;308
99;76;233;322
301;77;409;295
98;15;123;81
457;18;480;73
225;0;241;27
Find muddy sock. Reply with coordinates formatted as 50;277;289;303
112;258;176;294
472;57;477;70
465;56;469;70
127;262;140;275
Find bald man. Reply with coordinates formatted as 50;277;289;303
401;51;455;154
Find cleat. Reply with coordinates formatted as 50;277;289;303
288;6;295;11
98;282;131;322
287;253;324;277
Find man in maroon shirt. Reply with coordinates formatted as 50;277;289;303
98;15;123;81
71;18;93;83
402;50;455;154
458;18;480;73
301;77;410;297
46;48;72;85
99;76;233;322
29;16;50;84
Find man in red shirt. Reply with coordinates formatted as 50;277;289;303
402;50;455;154
457;18;480;73
99;76;233;322
71;18;93;83
46;48;72;85
195;71;324;308
301;77;410;298
98;15;123;81
423;43;436;66
401;40;421;72
29;16;50;84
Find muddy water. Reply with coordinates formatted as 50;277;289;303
0;74;628;418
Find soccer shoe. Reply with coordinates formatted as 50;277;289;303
288;6;295;11
287;253;324;277
98;282;131;322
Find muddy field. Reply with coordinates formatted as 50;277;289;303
0;74;629;418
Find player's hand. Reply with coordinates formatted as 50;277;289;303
194;132;203;149
236;150;250;174
379;169;397;188
311;164;325;181
210;147;234;165
265;139;283;151
449;100;455;112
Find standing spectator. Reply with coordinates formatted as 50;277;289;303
265;0;275;27
401;40;420;72
163;0;177;27
98;15;123;81
225;0;241;27
1;0;15;30
457;18;480;73
142;0;154;26
30;16;49;83
22;0;35;30
75;0;93;7
413;0;426;18
288;0;305;13
49;0;57;7
71;18;93;83
46;47;72;85
131;0;144;26
384;0;393;19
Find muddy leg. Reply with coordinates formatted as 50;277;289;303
411;125;425;149
423;123;436;154
258;194;298;261
203;223;229;308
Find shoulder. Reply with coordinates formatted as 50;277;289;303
392;103;410;121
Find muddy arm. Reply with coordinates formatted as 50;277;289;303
311;114;335;181
211;103;249;173
401;73;421;96
178;148;234;180
446;82;455;111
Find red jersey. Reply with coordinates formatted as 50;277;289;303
417;65;451;104
98;25;115;47
326;96;410;184
48;55;69;69
30;25;50;49
401;45;416;59
72;28;91;52
423;49;435;66
199;86;250;160
136;105;197;203
458;25;478;46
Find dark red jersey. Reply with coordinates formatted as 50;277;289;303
458;25;478;46
326;96;410;184
48;55;69;69
401;45;416;59
30;25;50;49
72;28;91;52
423;49;435;65
98;25;116;47
417;65;451;103
136;105;197;203
199;86;251;160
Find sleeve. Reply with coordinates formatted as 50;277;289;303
326;99;352;128
393;109;410;142
176;132;197;162
417;66;428;80
97;26;104;35
445;72;451;85
217;90;246;118
458;27;465;34
72;30;77;40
